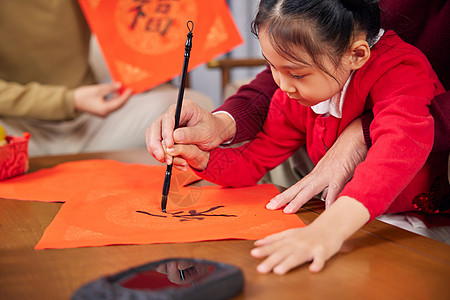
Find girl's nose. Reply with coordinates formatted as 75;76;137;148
279;76;296;94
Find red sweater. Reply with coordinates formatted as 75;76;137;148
217;0;449;151
199;32;445;220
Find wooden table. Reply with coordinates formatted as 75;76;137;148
1;149;449;300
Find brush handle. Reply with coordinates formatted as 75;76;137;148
160;21;194;213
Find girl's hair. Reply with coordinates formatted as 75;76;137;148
251;0;381;79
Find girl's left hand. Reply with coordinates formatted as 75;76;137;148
250;224;343;274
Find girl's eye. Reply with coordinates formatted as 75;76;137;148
291;74;305;79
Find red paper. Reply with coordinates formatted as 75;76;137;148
0;160;200;203
78;0;243;93
0;159;304;248
35;184;304;249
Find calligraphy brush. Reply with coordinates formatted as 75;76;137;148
161;21;194;213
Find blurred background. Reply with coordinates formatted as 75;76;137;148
190;0;264;107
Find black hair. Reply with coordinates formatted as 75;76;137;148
251;0;381;80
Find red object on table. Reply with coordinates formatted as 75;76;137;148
0;132;30;180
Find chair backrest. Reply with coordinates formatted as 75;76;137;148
207;58;267;101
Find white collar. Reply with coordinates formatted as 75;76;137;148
311;29;385;118
311;72;353;118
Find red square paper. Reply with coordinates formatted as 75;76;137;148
78;0;243;93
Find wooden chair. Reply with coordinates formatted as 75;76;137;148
207;58;267;101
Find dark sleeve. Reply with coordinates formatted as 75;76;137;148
213;66;279;144
380;0;450;90
429;91;450;152
362;91;450;152
368;0;450;151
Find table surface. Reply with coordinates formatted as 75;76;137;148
1;148;449;300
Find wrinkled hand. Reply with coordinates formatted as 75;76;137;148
73;82;132;117
266;118;368;213
146;99;235;165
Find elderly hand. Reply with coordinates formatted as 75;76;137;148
266;118;368;213
146;99;235;166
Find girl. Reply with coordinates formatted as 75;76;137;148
166;0;447;273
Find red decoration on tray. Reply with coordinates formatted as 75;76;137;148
412;174;450;214
0;132;31;180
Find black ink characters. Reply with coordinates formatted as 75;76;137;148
137;206;237;222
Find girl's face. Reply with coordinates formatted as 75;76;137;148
259;29;353;107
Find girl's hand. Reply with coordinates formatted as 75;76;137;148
266;117;367;214
166;144;210;171
73;82;132;117
250;224;343;274
253;196;370;274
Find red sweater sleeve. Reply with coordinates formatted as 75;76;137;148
340;44;444;220
197;89;306;187
213;66;279;144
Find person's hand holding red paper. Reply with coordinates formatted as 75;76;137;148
73;82;133;117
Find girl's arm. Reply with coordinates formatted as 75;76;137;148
167;90;305;177
187;90;307;187
251;195;370;274
340;36;443;220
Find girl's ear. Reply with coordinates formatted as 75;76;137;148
348;39;370;70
